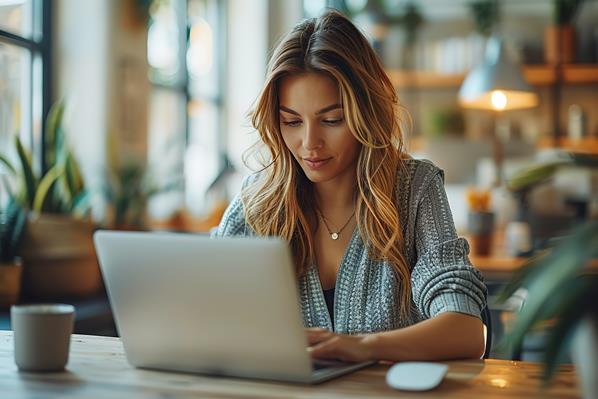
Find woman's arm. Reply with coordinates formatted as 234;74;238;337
307;311;485;362
308;164;488;363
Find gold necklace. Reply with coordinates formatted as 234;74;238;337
317;209;355;240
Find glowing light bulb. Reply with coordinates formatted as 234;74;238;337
491;90;508;110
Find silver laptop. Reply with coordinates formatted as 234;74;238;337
94;230;374;383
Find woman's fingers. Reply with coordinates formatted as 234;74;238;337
308;336;342;360
305;329;371;362
305;328;332;342
308;334;373;363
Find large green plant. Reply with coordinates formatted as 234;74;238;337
0;198;27;263
506;153;597;193
103;160;184;229
105;161;153;228
0;102;89;216
497;220;598;383
103;126;183;229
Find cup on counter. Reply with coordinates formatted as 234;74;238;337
467;211;495;256
11;304;75;372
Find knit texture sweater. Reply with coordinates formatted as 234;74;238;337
214;159;487;334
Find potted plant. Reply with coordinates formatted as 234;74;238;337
468;0;500;38
497;220;598;399
545;0;586;64
0;197;27;307
104;158;185;230
105;160;153;230
102;127;184;230
0;101;100;299
382;1;424;71
346;1;424;65
393;2;424;48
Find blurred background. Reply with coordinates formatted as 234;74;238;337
0;0;597;360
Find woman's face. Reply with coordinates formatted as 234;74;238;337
278;72;360;185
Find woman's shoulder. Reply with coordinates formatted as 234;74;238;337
392;158;446;216
213;172;261;237
399;158;444;188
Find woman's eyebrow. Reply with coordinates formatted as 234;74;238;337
279;104;343;116
279;106;300;116
315;103;342;115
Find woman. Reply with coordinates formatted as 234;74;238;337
214;10;487;363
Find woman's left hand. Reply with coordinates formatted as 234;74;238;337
306;328;375;362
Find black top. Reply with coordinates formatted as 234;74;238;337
322;288;335;328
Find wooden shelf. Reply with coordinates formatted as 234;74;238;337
387;64;598;89
537;137;598;155
409;135;598;155
387;69;465;88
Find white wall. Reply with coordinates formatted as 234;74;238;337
53;0;112;220
54;0;150;222
226;0;302;176
225;0;267;176
268;0;303;50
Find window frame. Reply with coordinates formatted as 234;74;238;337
0;0;52;173
147;0;227;214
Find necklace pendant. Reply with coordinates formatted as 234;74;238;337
331;232;339;240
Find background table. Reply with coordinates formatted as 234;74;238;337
0;331;581;398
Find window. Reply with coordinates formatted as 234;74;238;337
0;0;50;174
304;0;347;17
147;0;225;217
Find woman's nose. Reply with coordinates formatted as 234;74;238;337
302;123;323;151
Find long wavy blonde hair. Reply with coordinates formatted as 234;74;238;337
244;10;411;315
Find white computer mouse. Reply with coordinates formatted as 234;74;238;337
386;362;449;391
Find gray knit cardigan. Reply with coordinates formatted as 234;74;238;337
214;159;487;334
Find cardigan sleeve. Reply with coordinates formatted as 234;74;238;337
410;166;487;320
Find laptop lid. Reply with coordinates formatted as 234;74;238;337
94;230;315;382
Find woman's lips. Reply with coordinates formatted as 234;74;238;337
303;157;332;170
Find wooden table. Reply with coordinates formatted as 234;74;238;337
0;331;581;398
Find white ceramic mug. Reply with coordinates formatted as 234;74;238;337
11;304;75;371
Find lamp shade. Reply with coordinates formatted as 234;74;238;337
459;36;538;111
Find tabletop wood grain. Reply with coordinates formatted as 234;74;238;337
0;331;581;398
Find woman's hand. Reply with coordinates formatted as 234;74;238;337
305;328;375;363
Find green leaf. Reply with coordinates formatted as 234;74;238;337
15;136;37;209
506;160;570;192
496;252;548;303
541;277;598;383
0;154;16;175
508;248;592;342
70;190;91;217
9;199;27;257
498;221;598;368
0;197;27;262
45;100;65;167
61;153;76;205
65;150;85;194
33;165;62;213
